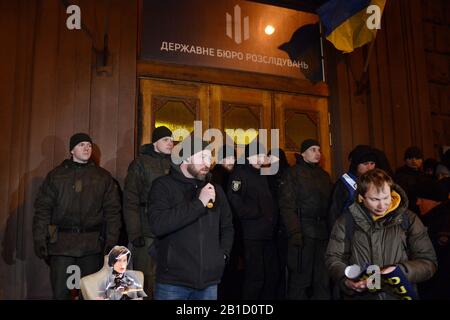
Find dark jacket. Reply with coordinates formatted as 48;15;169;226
421;200;450;299
227;164;278;240
278;157;333;240
325;185;437;300
395;165;425;214
123;144;171;242
211;164;232;192
328;179;352;231
33;159;121;257
148;163;234;289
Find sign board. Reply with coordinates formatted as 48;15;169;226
140;0;324;82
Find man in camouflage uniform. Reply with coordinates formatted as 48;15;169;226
33;133;122;299
123;126;173;298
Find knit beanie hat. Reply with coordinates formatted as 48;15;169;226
216;143;236;163
240;139;266;164
69;133;92;151
177;134;210;162
152;126;173;143
300;139;320;153
404;146;423;160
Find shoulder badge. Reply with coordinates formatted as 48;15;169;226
231;180;241;192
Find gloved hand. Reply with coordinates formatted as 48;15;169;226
34;241;48;260
132;236;146;248
289;233;304;248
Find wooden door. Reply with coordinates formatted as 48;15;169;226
210;85;272;160
274;93;331;173
139;78;209;146
139;78;331;174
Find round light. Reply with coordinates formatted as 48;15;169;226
265;25;275;35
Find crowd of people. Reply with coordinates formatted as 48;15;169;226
33;127;450;300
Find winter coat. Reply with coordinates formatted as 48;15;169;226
148;163;234;289
123;143;172;242
278;157;333;240
325;185;437;300
227;164;278;240
33;159;121;257
395;165;425;214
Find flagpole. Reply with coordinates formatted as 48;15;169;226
355;34;377;95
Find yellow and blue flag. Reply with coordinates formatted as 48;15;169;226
317;0;386;53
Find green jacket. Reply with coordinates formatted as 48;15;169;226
33;160;121;257
325;185;437;299
123;144;171;242
278;157;333;240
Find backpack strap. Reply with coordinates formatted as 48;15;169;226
400;211;410;231
344;210;355;243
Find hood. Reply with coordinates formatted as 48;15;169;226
348;145;377;175
169;162;204;186
139;143;171;159
349;184;409;231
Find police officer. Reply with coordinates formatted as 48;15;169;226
227;139;279;300
278;139;333;300
123;126;174;299
33;133;122;299
211;143;243;299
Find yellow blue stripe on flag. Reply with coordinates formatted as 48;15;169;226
317;0;386;53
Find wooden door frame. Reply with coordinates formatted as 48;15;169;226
138;78;210;147
137;61;332;173
137;60;329;97
274;93;331;173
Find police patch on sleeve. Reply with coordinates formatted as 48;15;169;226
231;180;241;192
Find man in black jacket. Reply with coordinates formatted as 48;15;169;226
211;143;243;300
328;145;377;229
123;126;173;298
148;135;234;300
227;140;279;300
278;139;333;299
395;146;425;214
33;133;122;299
416;177;450;299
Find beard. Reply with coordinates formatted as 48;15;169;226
187;164;209;180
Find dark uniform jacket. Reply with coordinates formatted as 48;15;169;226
33;160;121;257
123;143;171;242
421;200;450;299
211;164;232;192
148;163;234;289
328;179;351;231
395;165;424;213
227;164;278;240
278;157;333;240
325;185;437;300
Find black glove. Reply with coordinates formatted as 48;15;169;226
34;241;48;260
132;236;146;248
289;233;304;248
